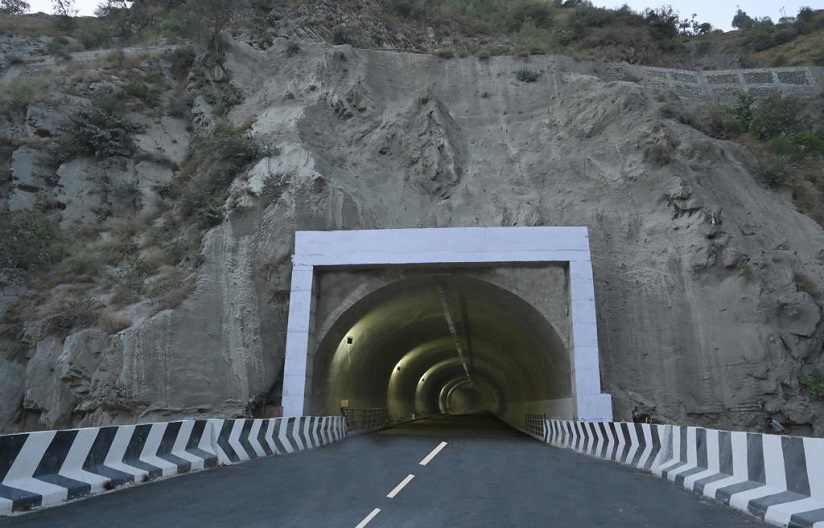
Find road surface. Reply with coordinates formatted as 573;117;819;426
0;414;766;527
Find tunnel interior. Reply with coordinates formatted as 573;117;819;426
309;273;574;428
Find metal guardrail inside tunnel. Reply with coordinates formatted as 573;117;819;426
343;408;390;430
525;413;547;439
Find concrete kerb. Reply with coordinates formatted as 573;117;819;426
544;420;824;528
0;416;346;516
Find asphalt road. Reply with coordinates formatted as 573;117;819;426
0;414;767;528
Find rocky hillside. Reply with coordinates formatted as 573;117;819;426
1;1;824;435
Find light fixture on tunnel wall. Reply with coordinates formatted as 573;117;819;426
345;335;354;366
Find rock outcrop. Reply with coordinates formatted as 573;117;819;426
1;34;823;436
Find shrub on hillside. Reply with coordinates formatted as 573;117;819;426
72;26;111;49
0;212;60;271
169;46;196;81
68;103;134;158
800;370;824;400
748;94;802;141
179;122;267;226
701;105;745;140
515;67;540;82
0;77;45;116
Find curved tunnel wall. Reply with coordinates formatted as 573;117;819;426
310;275;574;425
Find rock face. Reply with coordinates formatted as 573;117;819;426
2;36;824;436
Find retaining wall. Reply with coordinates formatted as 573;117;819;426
542;420;824;528
600;64;824;102
0;416;346;515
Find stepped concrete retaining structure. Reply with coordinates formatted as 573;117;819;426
0;416;345;515
542;419;824;528
601;64;824;102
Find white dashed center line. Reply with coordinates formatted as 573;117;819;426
355;508;381;528
419;441;448;466
386;474;415;498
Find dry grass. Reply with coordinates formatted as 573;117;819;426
97;308;132;334
148;272;196;315
752;26;824;66
794;272;821;297
0;13;109;40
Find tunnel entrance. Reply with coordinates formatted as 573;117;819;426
311;273;572;427
281;227;613;429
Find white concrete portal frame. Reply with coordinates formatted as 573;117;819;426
282;227;613;421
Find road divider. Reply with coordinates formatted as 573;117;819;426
0;416;346;516
355;507;381;528
419;441;448;466
541;419;824;528
387;474;415;499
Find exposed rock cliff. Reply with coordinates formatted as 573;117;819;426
1;31;823;435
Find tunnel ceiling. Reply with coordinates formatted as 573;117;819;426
311;274;571;421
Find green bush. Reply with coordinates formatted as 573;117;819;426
749;94;801;141
0;212;61;271
800;370;824;400
169;46;196;81
69;105;135;158
660;103;695;127
741;20;777;51
180;122;267;226
701;105;745;139
72;26;111;49
0;77;44;115
732;92;756;129
515;67;540;82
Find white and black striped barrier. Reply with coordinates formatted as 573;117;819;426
0;416;346;515
543;420;824;528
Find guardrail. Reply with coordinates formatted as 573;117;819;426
525;413;547;440
544;420;824;528
343;408;390;431
0;416;346;515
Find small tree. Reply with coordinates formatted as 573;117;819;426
187;0;248;53
644;6;680;41
0;0;30;15
52;0;76;17
732;8;754;30
52;0;76;29
95;0;133;39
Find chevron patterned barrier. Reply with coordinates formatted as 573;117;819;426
546;420;670;472
0;416;346;515
656;426;824;528
210;416;347;464
545;420;824;528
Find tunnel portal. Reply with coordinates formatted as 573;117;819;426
312;274;572;425
281;227;613;428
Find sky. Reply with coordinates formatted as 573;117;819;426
23;0;821;31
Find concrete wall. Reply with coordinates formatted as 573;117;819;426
0;416;346;515
601;64;824;102
283;227;614;422
542;419;824;528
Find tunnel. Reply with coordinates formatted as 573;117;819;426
308;274;574;428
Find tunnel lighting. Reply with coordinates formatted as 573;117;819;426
437;285;473;384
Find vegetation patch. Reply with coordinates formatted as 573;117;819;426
0;77;47;117
66;88;135;158
799;370;824;400
0;212;61;274
515;67;540;83
176;121;267;227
